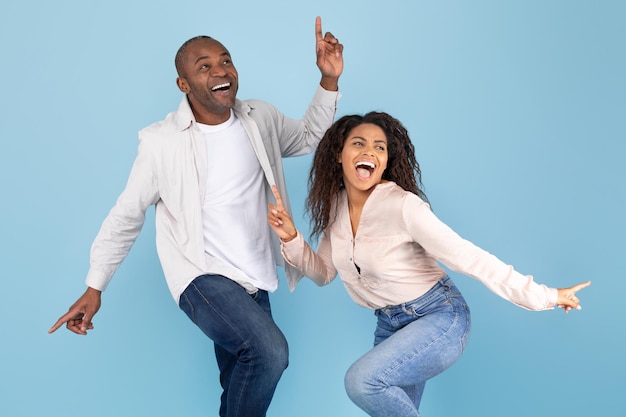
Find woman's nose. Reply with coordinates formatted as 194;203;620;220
362;145;375;155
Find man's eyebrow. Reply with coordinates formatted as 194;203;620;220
194;51;231;65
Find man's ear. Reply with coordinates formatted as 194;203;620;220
176;77;190;94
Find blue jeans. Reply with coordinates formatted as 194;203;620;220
179;274;289;417
344;276;471;417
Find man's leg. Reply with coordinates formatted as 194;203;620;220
179;275;289;417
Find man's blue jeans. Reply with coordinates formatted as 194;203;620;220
344;276;471;417
179;274;289;417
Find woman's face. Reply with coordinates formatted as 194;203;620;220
338;123;388;193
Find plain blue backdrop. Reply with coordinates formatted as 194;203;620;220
1;1;624;416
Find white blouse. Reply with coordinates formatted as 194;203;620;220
282;181;558;310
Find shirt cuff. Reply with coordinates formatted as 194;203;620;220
85;268;113;292
280;230;304;267
313;84;342;105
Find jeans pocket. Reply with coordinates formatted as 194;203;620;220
406;290;449;317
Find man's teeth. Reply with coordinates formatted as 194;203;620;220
211;83;230;91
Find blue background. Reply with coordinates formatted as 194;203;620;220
1;1;624;416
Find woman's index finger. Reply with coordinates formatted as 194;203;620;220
271;185;285;209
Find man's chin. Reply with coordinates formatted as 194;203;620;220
212;96;236;110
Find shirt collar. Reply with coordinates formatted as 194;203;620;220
174;95;253;132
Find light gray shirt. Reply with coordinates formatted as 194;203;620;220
86;86;340;303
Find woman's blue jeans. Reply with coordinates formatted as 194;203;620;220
179;274;289;417
344;276;471;417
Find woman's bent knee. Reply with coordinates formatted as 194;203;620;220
344;360;373;402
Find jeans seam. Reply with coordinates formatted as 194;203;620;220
189;282;253;353
179;291;194;321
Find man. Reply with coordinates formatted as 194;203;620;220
49;16;343;417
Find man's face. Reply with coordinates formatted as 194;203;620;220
177;38;239;124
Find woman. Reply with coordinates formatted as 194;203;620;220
268;111;590;417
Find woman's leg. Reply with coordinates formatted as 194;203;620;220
344;277;470;417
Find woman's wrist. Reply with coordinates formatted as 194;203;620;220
281;230;298;243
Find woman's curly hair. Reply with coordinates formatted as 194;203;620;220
306;111;428;239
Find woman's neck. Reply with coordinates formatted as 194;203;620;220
346;188;370;210
344;180;386;209
345;184;377;237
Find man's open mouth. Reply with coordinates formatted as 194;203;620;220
211;82;231;92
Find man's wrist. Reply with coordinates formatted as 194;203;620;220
320;76;339;91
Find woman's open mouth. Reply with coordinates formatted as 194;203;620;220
355;161;375;180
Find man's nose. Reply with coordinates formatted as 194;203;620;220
210;64;227;77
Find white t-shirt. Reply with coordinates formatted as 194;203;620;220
196;111;278;292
